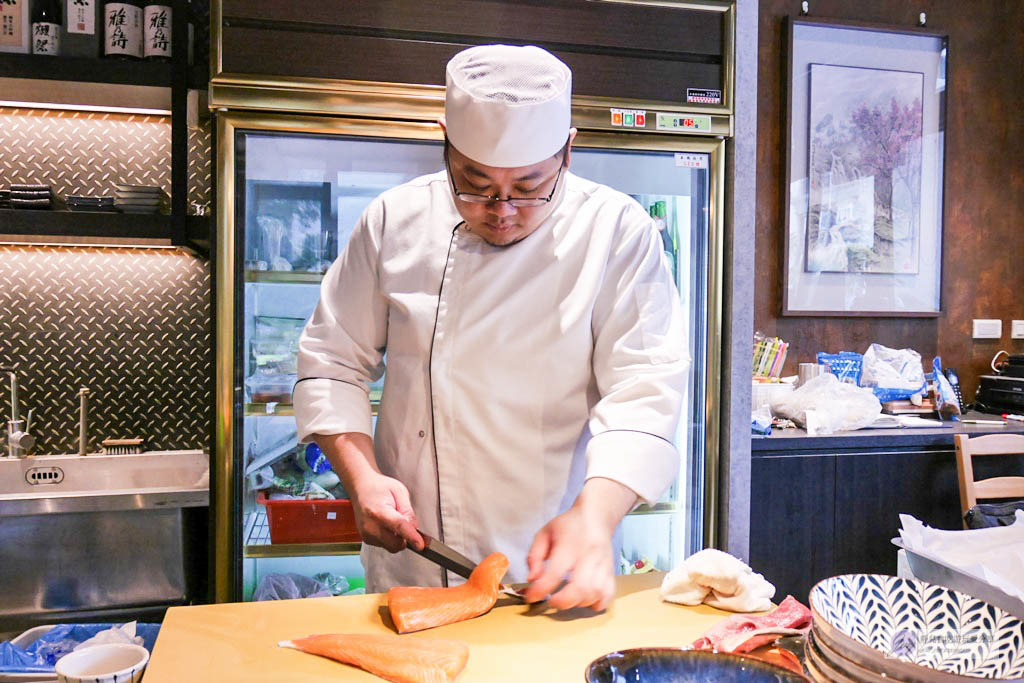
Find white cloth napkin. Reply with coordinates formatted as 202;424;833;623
660;548;776;612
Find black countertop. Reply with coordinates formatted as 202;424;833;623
752;411;1024;452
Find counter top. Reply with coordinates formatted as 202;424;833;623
752;411;1024;452
146;573;730;682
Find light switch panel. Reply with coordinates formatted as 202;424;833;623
973;319;1002;339
1012;320;1024;339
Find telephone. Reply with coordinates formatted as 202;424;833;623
945;367;965;413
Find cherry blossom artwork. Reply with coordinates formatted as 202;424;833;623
806;64;924;274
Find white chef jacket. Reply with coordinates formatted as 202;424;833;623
294;170;689;591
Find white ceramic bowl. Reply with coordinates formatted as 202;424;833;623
55;643;149;683
810;574;1024;681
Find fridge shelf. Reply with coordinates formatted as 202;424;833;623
629;502;680;516
244;509;361;558
245;402;379;417
245;270;325;284
246;403;296;417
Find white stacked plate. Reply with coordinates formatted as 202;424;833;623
114;183;168;214
808;574;1024;682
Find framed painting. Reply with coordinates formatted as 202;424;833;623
783;18;948;316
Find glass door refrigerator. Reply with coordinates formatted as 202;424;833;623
215;112;723;602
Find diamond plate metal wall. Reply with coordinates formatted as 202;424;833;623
0;107;212;214
0;246;211;454
0;107;212;454
188;120;212;215
0;107;171;197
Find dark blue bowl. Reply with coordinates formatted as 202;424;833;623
585;648;808;682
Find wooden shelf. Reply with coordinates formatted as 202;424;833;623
0;209;172;244
0;53;171;87
0;210;212;253
0;53;207;90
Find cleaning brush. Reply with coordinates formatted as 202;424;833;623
101;438;145;454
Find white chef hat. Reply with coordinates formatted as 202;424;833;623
445;44;572;168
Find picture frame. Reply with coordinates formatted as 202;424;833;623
242;181;334;274
782;18;948;316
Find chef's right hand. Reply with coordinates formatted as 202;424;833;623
349;470;425;553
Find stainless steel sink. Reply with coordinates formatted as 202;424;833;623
0;450;210;632
0;449;209;515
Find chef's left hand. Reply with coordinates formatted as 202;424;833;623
524;477;638;611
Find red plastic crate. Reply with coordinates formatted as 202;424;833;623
257;492;361;544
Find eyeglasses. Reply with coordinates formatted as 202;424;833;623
445;148;565;208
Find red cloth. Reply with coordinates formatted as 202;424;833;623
692;595;811;653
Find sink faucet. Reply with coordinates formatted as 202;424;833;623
3;367;35;458
79;387;90;456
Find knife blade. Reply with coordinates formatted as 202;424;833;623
410;531;525;599
410;531;477;580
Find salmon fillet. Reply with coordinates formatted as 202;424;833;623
280;633;468;683
388;552;510;634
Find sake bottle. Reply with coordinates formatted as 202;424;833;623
102;0;142;59
142;0;170;60
31;0;61;55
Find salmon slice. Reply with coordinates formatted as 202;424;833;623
280;633;468;683
388;552;510;634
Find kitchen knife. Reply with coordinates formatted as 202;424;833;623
410;531;527;599
410;531;477;580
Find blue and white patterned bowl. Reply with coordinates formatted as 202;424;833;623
810;574;1024;681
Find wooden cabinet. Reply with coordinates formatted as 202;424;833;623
750;432;1024;604
749;453;835;603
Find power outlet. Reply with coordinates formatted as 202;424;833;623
973;319;1002;339
1013;320;1024;340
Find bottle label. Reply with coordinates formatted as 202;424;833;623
104;2;142;57
0;0;27;51
32;22;60;54
66;0;96;34
143;4;170;58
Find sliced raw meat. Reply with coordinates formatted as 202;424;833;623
692;595;812;653
280;633;468;683
388;552;509;634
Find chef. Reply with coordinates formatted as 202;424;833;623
294;44;688;611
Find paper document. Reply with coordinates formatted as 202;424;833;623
868;415;945;429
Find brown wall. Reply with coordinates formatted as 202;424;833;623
756;0;1024;398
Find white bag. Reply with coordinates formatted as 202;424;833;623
860;343;926;401
770;373;882;435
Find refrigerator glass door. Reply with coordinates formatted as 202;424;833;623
236;131;442;600
571;147;711;572
230;127;712;600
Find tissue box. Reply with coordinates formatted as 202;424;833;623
751;381;793;410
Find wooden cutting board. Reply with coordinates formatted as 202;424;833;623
146;572;734;682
